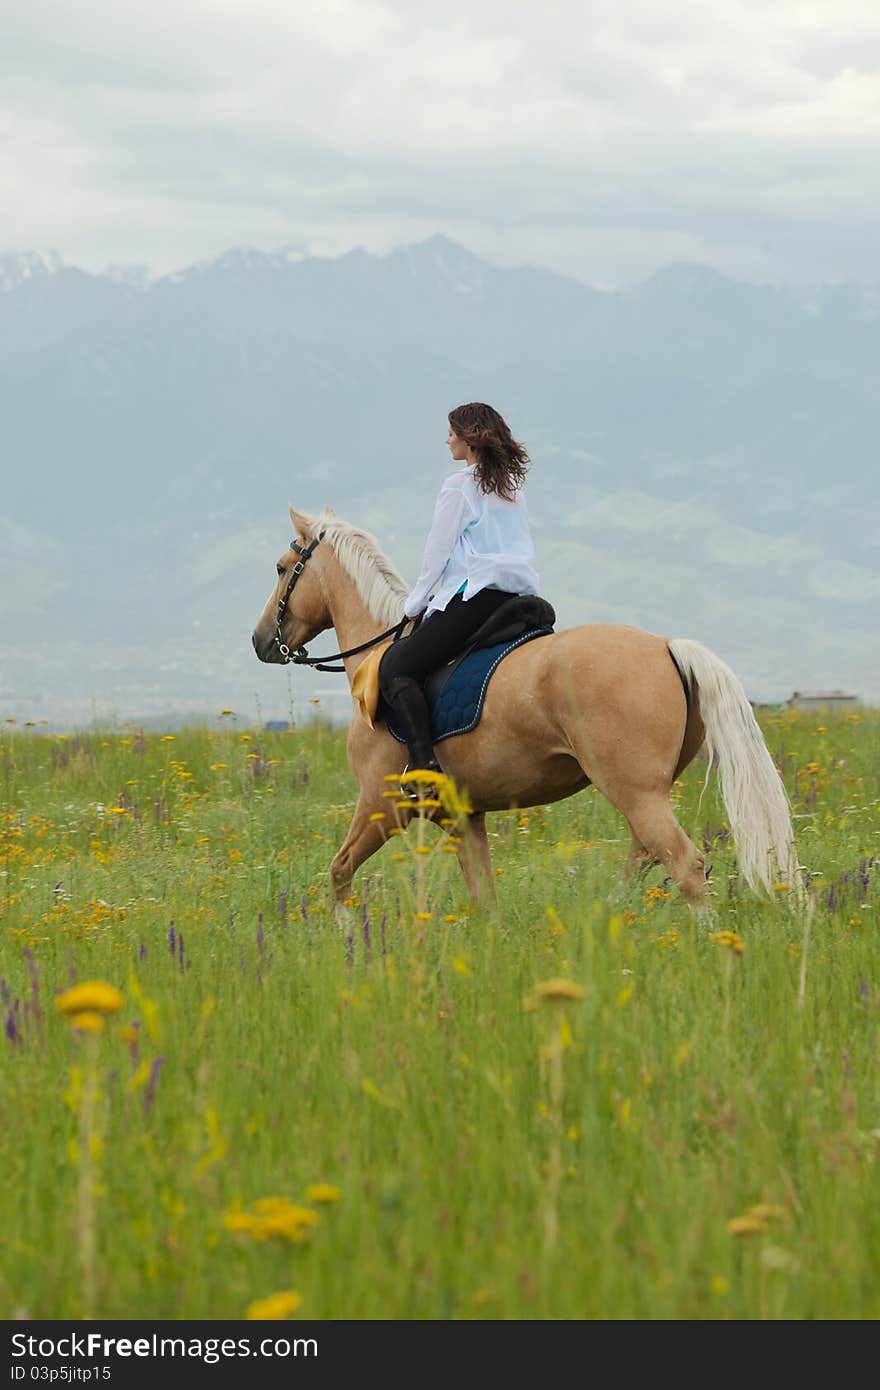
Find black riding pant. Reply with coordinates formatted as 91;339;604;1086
380;588;517;691
379;587;517;765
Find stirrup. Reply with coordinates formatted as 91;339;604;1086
399;760;443;802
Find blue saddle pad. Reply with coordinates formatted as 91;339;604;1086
385;628;551;745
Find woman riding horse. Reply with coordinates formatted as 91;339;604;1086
252;449;799;907
379;402;541;798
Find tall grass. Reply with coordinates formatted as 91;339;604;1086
0;707;877;1319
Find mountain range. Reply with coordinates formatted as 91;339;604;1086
1;234;878;727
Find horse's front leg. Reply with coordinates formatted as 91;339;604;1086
453;811;497;904
330;790;392;907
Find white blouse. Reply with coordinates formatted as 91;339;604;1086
404;465;540;620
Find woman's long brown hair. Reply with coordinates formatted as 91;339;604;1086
448;403;530;501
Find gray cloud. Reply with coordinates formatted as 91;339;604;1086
3;0;880;284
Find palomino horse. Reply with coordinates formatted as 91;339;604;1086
252;506;798;908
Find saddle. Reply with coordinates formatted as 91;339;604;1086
352;595;556;730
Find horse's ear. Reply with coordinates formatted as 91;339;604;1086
323;504;336;518
288;504;312;539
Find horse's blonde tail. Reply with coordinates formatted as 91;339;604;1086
668;638;800;897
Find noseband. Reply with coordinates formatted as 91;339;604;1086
273;533;405;672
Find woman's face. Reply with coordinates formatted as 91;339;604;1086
446;424;470;462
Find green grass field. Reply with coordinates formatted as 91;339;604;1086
1;706;878;1320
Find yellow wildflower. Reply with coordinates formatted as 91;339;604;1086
245;1291;301;1320
747;1203;790;1224
70;1012;104;1034
400;768;450;787
727;1214;767;1237
709;931;744;955
523;977;586;1011
223;1197;318;1243
303;1184;341;1204
56;981;124;1017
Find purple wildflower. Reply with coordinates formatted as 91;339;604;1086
142;1057;166;1117
23;949;41;1024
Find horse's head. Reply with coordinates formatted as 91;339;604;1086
252;505;334;664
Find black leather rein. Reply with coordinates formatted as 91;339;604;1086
273;533;405;672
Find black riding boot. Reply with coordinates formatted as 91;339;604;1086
383;676;442;796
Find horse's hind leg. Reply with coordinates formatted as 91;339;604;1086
621;795;707;904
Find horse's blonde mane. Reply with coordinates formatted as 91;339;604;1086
297;509;409;627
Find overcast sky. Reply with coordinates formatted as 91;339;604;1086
4;0;880;287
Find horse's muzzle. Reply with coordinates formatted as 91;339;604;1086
252;631;284;664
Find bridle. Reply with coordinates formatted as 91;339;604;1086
273;533;405;672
